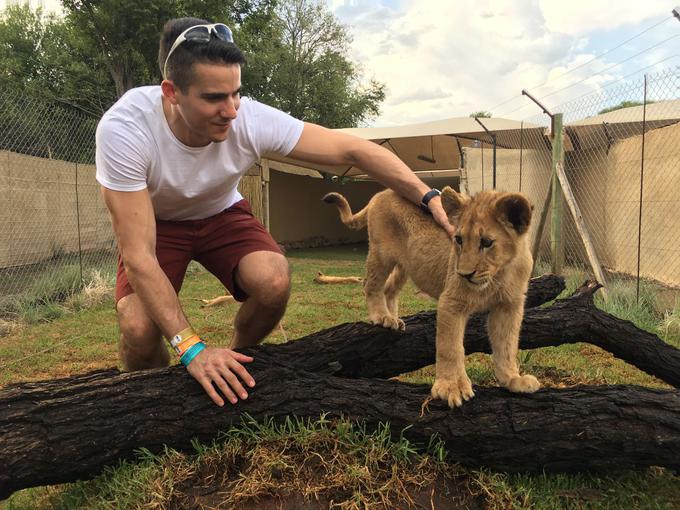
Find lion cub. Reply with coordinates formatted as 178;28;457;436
323;187;540;407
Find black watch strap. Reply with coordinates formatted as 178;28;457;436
420;188;441;214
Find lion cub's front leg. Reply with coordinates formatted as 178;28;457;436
364;252;405;331
430;304;474;407
487;303;540;393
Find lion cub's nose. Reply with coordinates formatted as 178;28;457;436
458;270;476;281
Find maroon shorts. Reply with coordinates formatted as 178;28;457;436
115;199;282;303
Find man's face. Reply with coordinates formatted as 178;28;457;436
168;62;242;147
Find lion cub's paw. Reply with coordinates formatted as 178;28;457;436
431;374;475;408
371;315;406;331
507;374;540;393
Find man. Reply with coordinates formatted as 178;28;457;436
96;17;455;407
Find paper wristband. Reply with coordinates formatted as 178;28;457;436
173;335;201;357
170;327;198;356
180;342;206;367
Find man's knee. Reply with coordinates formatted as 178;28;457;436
117;295;167;369
117;295;159;340
238;252;291;308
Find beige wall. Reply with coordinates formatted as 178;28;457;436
578;123;680;287
463;146;553;252
0;153;266;270
0;151;114;268
269;170;382;247
464;122;680;287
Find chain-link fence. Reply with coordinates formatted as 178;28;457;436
463;66;680;307
0;89;117;316
1;67;678;317
0;89;268;319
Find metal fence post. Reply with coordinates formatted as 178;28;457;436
551;113;565;274
636;74;648;302
75;162;83;287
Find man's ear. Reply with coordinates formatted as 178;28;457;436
494;193;533;235
161;79;179;106
440;186;470;223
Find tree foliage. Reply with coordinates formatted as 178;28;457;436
469;111;492;118
1;0;384;128
244;0;385;127
598;100;655;115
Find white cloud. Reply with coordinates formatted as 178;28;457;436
329;0;678;125
539;0;672;35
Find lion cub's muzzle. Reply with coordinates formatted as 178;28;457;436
457;269;491;289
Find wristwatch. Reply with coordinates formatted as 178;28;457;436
420;188;441;214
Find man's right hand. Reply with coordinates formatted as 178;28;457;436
185;346;255;406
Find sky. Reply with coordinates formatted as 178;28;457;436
3;0;678;126
326;0;679;125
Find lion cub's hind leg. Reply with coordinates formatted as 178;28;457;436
383;265;407;330
487;304;540;393
364;251;404;330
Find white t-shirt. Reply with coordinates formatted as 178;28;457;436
95;86;304;220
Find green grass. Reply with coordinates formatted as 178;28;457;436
1;246;679;508
4;416;470;510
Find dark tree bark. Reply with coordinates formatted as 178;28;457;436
250;273;566;377
3;274;680;499
2;363;680;499
254;280;680;389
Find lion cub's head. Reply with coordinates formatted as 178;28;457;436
440;186;532;289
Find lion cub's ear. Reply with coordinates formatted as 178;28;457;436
440;186;470;222
494;193;533;235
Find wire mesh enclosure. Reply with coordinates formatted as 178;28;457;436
0;66;678;316
463;67;680;298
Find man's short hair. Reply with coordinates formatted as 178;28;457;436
158;17;247;91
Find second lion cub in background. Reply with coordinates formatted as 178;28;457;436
323;187;540;407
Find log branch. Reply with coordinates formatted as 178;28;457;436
3;274;680;498
1;363;679;499
257;279;680;388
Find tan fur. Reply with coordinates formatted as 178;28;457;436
314;272;364;284
201;295;237;307
323;186;540;407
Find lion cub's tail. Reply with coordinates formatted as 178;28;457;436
322;192;368;230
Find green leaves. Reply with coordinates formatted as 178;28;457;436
1;0;384;128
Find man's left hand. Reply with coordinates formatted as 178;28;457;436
427;196;456;239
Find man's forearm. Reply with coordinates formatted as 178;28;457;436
124;258;189;340
351;142;431;203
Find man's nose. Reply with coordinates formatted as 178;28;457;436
221;100;237;118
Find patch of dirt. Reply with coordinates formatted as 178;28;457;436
162;436;485;510
174;470;483;510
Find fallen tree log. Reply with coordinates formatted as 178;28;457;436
255;281;680;388
1;363;679;499
249;273;565;376
4;273;680;498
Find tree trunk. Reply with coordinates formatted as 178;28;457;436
2;364;679;499
255;280;680;388
3;275;680;498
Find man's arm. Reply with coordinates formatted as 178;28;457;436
101;187;254;406
287;122;456;237
102;187;188;336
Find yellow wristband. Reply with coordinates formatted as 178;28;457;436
170;327;198;356
173;335;202;357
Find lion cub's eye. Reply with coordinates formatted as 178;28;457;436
454;235;463;245
480;238;494;249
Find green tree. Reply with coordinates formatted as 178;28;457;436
2;0;384;129
469;111;492;118
0;5;101;160
242;0;385;127
61;0;176;97
598;100;654;115
0;3;120;115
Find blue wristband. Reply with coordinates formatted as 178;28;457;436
180;341;206;367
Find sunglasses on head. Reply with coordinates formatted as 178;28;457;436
163;23;234;79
